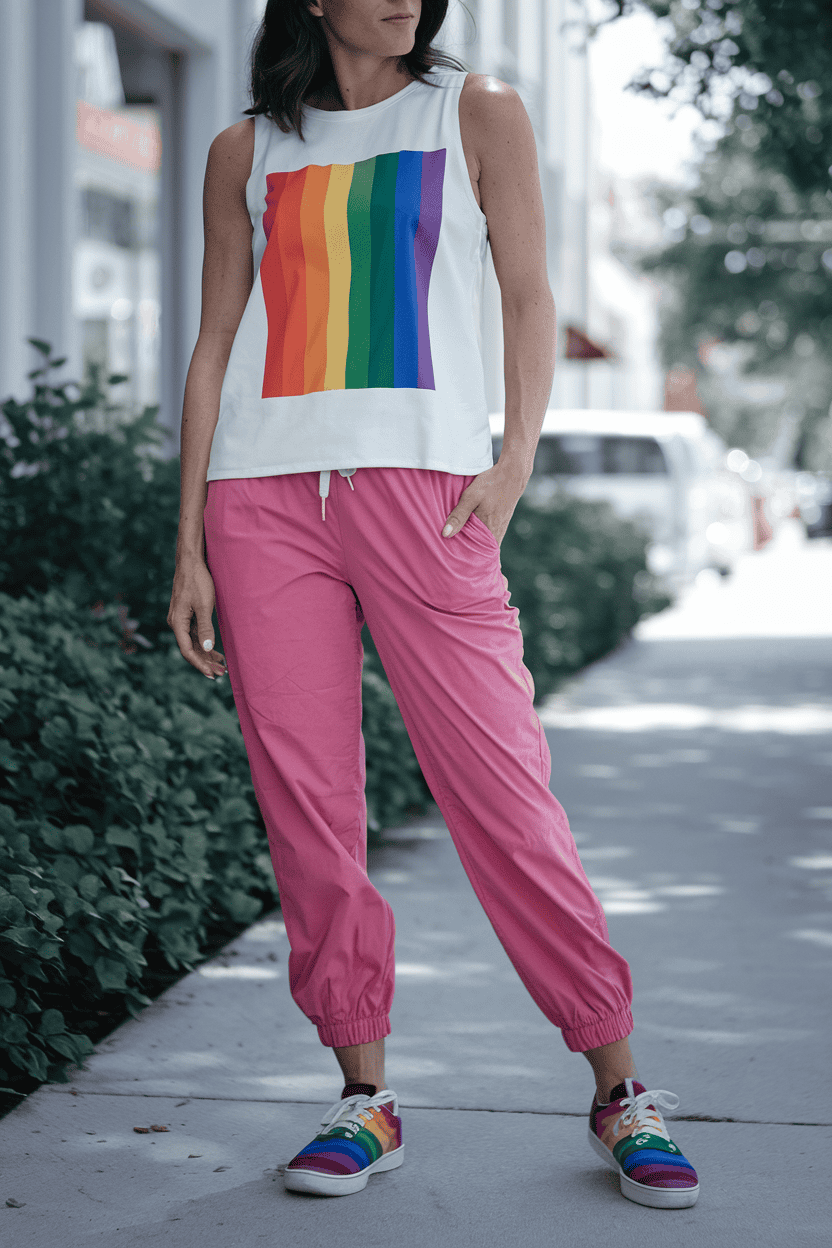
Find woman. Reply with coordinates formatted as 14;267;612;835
167;0;699;1208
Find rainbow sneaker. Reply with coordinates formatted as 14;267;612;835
284;1085;403;1196
588;1078;699;1208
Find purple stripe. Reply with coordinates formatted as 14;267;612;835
414;148;446;389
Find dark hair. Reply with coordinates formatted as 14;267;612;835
243;1;471;140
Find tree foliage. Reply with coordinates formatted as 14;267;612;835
602;1;832;465
605;1;832;196
638;136;832;462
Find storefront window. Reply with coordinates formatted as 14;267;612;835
74;22;161;413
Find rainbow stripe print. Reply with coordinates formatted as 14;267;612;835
260;148;446;398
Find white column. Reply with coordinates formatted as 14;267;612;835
32;0;84;383
0;0;33;400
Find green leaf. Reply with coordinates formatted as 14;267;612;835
8;1045;49;1081
225;891;262;926
0;893;26;926
65;930;96;965
93;956;128;992
38;1008;65;1036
45;1031;94;1061
63;826;95;855
105;826;140;852
77;874;102;901
0;1014;28;1044
1;924;42;950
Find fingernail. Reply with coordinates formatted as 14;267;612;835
442;523;453;537
202;639;213;651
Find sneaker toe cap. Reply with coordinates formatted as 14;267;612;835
626;1154;698;1189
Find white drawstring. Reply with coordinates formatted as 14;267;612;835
318;468;357;521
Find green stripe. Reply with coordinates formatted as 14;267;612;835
354;1127;383;1162
344;156;375;389
367;151;399;388
614;1134;682;1165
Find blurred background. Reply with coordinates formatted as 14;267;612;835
1;0;830;567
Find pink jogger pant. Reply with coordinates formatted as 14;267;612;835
203;467;633;1052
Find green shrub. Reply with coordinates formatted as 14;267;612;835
0;589;431;1090
0;341;179;642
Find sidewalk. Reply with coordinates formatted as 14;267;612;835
2;523;831;1246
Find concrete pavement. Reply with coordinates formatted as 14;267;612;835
2;520;830;1245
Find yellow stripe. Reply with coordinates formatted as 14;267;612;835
323;163;354;390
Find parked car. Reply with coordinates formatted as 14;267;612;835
489;408;754;590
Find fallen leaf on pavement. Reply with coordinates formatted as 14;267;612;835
213;1166;230;1172
150;1125;169;1132
6;1199;25;1208
188;1154;202;1158
133;1127;150;1134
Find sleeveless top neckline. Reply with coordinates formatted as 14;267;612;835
301;78;422;120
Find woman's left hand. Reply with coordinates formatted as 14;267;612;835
441;460;530;547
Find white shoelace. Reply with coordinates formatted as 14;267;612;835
317;1091;395;1140
612;1089;681;1144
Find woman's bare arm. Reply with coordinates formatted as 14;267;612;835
442;74;556;544
167;117;255;677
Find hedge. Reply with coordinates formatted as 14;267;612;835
0;589;430;1093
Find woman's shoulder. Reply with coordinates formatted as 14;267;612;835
458;73;528;145
208;117;256;170
458;72;522;111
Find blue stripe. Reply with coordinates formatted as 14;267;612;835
393;150;423;388
622;1149;693;1173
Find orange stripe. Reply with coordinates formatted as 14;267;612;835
299;163;332;394
279;168;309;397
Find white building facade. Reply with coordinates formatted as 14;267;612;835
0;0;661;441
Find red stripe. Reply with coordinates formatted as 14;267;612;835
261;171;289;398
278;169;309;397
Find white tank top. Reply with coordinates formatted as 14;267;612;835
206;70;493;485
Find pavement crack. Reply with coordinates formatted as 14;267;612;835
48;1090;831;1127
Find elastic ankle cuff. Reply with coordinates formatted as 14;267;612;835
561;1005;634;1053
317;1014;391;1048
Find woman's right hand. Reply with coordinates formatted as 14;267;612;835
167;556;228;680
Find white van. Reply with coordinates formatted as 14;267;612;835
489;409;753;589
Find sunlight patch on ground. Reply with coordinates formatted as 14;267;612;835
197;965;280;980
242;920;286;941
638;1022;814;1045
788;929;832;948
655;884;724;897
789;855;832;870
395;961;495;979
540;703;832;733
708;816;761;834
576;845;634;860
373;869;412;885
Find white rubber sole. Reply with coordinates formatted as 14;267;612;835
284;1143;404;1196
588;1127;699;1209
